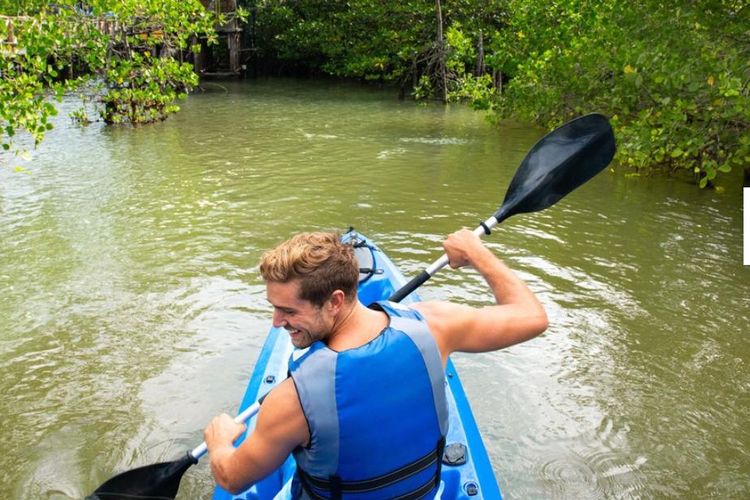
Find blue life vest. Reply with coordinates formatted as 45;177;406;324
288;300;448;499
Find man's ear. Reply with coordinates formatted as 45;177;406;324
328;289;346;312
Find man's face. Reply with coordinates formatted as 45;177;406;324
266;280;332;348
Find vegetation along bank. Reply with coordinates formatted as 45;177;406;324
1;0;747;188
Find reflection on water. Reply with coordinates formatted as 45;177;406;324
1;79;748;498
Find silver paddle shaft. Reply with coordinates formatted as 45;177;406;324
189;401;261;460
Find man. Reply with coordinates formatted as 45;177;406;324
204;229;548;498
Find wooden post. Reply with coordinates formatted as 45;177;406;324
228;19;240;74
192;36;206;74
6;18;14;44
1;18;17;55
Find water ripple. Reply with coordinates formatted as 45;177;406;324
1;79;748;499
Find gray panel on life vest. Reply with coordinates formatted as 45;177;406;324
290;346;340;476
389;315;449;436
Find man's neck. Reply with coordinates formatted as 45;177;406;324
326;301;388;351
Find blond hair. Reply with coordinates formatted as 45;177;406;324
259;232;358;306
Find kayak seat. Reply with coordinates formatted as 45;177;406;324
358;275;393;306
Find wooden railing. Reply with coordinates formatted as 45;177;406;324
1;15;24;51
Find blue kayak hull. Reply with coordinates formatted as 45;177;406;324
213;230;502;499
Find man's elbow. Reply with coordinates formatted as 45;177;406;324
217;477;250;495
226;483;248;495
526;306;548;339
535;311;549;336
212;462;250;495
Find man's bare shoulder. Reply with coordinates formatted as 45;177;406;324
255;377;309;447
262;377;302;415
411;301;476;359
412;300;473;324
227;379;308;485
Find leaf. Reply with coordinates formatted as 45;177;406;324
670;148;684;158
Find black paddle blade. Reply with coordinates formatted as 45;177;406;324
495;113;616;223
87;452;196;500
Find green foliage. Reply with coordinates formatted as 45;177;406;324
448;74;494;110
252;0;503;94
1;11;70;154
445;23;475;75
1;0;219;159
5;0;746;187
492;0;749;187
94;0;213;125
249;0;748;187
102;54;197;124
253;0;435;82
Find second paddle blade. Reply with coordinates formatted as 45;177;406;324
88;452;196;500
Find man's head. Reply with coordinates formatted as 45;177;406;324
259;232;359;348
259;231;359;306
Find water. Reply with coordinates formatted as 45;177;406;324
1;78;747;499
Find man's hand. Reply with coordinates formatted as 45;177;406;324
202;379;307;494
443;229;492;269
204;413;247;449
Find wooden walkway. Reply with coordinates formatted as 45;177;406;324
2;7;246;76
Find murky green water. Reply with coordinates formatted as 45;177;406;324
1;78;748;499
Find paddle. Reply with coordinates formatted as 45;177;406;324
87;401;261;500
389;113;616;303
88;113;615;499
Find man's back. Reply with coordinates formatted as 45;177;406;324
288;301;447;498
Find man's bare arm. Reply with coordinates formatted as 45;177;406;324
413;229;548;359
204;378;308;494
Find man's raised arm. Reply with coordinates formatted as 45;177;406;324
413;229;548;359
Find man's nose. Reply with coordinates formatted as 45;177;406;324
272;309;286;328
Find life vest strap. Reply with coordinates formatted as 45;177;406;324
299;438;444;494
391;475;442;500
301;473;439;500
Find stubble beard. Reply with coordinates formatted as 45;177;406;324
287;313;329;349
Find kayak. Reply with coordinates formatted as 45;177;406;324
213;229;502;499
92;114;613;500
